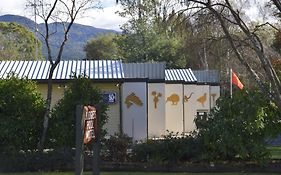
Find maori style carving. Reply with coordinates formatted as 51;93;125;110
197;93;207;107
125;92;143;108
184;92;194;102
166;93;180;105
151;91;162;109
211;93;217;103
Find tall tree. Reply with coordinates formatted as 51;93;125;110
0;22;42;60
84;33;120;60
116;0;188;68
26;0;101;151
177;0;281;112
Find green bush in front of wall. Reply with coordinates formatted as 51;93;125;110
102;133;132;162
195;88;281;164
131;132;200;164
48;74;108;149
0;74;45;153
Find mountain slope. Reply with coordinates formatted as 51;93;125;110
0;14;117;60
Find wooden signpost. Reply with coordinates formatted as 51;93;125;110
75;105;100;175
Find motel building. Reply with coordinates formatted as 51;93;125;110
0;60;220;141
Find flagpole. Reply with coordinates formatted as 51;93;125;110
230;68;232;98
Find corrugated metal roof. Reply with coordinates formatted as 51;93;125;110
193;70;220;84
165;69;197;83
123;62;166;80
0;60;124;80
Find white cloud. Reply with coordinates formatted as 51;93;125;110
0;0;26;16
76;5;127;31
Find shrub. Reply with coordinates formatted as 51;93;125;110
0;74;45;153
132;132;200;164
48;75;108;149
195;89;281;164
103;133;132;162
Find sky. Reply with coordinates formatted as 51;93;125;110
0;0;128;31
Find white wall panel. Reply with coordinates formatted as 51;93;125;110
122;82;147;141
148;83;165;138
165;84;184;133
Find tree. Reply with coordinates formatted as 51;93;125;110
84;33;120;60
116;31;187;68
0;75;45;153
174;0;281;112
116;0;188;68
0;22;42;60
26;0;101;151
48;75;108;148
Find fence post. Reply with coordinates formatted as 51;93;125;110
92;105;101;175
75;105;84;175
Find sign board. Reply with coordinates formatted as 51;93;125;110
102;92;117;104
83;106;98;144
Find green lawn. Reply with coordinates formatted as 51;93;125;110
0;173;280;175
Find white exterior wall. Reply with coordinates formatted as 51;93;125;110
148;83;166;138
97;84;121;136
194;85;210;111
183;84;197;132
165;84;184;134
37;83;121;136
122;82;147;141
209;85;220;108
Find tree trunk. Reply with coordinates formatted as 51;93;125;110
38;66;55;152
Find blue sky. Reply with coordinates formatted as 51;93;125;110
0;0;128;31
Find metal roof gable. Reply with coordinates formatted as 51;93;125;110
0;60;124;81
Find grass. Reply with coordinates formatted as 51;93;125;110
268;146;281;159
0;172;280;175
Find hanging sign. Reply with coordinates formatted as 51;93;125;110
83;106;98;144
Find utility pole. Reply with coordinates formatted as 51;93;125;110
27;0;43;59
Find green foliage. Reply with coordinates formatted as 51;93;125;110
84;33;120;60
0;22;43;60
0;148;74;172
195;89;281;164
48;75;108;148
132;132;199;163
116;0;187;68
116;33;187;68
103;133;132;162
0;74;45;153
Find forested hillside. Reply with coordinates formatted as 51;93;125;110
0;14;117;60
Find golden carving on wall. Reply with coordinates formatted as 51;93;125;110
151;91;162;109
166;93;180;105
184;92;194;102
125;93;143;108
197;93;207;107
211;93;217;103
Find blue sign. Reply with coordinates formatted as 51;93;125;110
102;92;117;104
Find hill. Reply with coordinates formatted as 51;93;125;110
0;14;118;60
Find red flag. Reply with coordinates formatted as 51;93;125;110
232;71;244;90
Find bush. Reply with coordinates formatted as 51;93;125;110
0;148;74;172
195;89;281;164
48;75;108;149
0;74;45;153
103;133;132;162
132;132;200;164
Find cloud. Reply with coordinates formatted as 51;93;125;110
76;5;128;31
0;0;26;16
